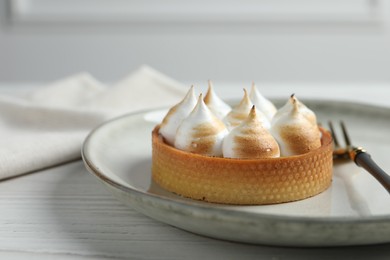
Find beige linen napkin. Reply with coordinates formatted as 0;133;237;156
0;66;186;180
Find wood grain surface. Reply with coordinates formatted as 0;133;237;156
1;161;390;259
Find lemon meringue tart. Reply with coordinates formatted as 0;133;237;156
151;85;333;205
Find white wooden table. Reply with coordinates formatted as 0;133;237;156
1;83;390;259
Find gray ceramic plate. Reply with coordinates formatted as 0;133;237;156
82;99;390;247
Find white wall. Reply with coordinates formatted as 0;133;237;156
1;0;390;84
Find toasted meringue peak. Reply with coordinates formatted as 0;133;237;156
204;80;231;120
272;94;317;126
224;89;270;130
270;99;321;156
249;82;277;121
159;86;197;145
174;94;228;156
223;106;280;159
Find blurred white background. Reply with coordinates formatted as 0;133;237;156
0;0;390;84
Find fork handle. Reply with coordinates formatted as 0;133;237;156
354;152;390;193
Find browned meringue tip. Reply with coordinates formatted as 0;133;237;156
195;93;205;109
231;88;250;109
204;83;212;104
241;88;250;101
249;105;256;118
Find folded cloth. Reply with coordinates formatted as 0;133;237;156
0;66;187;180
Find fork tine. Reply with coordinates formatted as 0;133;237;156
328;121;340;147
340;121;351;147
335;122;390;193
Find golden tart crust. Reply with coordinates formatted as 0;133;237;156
152;126;333;205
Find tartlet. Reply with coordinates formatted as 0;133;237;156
151;125;333;205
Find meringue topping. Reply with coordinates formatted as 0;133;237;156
159;86;197;145
270;98;321;156
224;89;270;130
223;106;280;159
174;94;228;156
249;82;277;121
204;80;231;120
272;94;317;126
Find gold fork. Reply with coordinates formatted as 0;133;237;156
328;121;390;193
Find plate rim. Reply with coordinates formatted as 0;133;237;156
82;99;390;225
